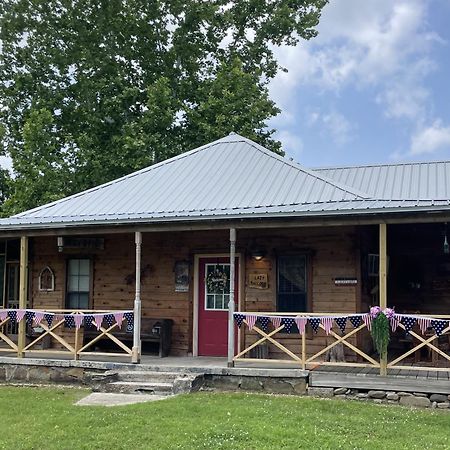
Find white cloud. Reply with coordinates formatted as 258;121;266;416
275;130;303;160
410;121;450;155
322;111;354;146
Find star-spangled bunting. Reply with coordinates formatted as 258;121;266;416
349;315;362;328
295;317;307;335
431;319;448;336
418;317;431;334
25;311;35;325
401;316;417;333
64;315;76;329
8;310;17;323
104;314;115;328
257;316;270;332
44;313;53;328
321;317;333;335
234;313;245;328
84;315;94;328
281;317;296;333
270;316;282;330
362;314;372;331
335;317;347;334
124;312;134;324
308;317;321;333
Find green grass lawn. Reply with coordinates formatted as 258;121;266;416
0;386;449;449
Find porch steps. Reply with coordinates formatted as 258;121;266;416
100;370;205;397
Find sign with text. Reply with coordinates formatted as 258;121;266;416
248;273;268;290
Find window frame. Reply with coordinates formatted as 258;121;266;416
276;253;312;313
64;257;93;310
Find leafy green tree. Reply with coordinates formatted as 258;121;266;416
0;0;327;214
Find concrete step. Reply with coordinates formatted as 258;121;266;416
113;371;180;382
107;381;174;395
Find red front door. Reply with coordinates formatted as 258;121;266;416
198;257;239;357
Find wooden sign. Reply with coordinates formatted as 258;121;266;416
248;273;268;289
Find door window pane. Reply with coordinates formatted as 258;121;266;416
205;264;230;310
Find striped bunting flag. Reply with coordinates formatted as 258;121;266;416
334;317;347;334
390;315;401;332
362;314;372;331
257;316;270;332
270;316;282;330
74;314;84;329
0;310;7;321
114;312;125;328
33;311;44;325
308;317;321;334
321;317;333;335
282;317;296;333
16;309;26;323
418;317;431;334
431;319;448;336
295;317;307;335
93;314;104;330
233;313;245;328
245;314;257;330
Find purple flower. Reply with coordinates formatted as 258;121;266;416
383;307;395;319
370;306;381;318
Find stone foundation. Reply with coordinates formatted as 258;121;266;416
308;386;450;409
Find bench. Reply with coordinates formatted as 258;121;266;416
83;318;173;357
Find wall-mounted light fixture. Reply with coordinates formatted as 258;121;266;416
57;236;64;252
444;223;449;254
251;247;266;261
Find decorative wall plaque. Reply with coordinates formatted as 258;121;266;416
248;273;268;289
334;277;358;286
174;260;189;292
39;266;55;291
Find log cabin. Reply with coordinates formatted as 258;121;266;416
1;132;450;375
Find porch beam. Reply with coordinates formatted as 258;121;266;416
227;228;236;367
132;231;142;363
379;223;387;376
17;236;28;357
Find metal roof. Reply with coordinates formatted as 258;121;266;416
1;134;450;231
314;161;450;201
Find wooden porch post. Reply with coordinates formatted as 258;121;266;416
132;231;142;363
227;228;236;367
18;236;28;358
379;223;388;376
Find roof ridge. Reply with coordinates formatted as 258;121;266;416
313;159;450;171
234;136;371;199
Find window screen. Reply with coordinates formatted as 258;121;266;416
277;255;307;312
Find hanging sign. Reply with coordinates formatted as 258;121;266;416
248;273;269;290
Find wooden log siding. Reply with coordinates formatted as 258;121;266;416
29;227;361;358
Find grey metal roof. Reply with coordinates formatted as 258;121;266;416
1;134;450;231
314;161;450;201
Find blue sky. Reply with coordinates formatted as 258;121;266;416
269;0;450;167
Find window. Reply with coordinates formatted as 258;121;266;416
205;263;230;310
277;255;307;312
66;259;90;309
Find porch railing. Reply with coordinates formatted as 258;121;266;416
233;312;450;374
0;309;134;361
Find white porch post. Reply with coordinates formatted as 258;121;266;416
132;231;142;363
227;228;236;367
17;236;28;358
379;223;388;376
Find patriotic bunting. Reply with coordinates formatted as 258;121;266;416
390;315;401;332
84;314;94;328
33;311;45;325
8;310;17;323
25;311;35;325
257;316;270;332
335;317;347;334
281;317;296;333
245;315;257;330
431;319;448;336
418;317;431;334
114;312;125;328
74;314;84;329
234;314;245;328
321;317;333;335
16;309;26;323
271;316;282;330
93;314;104;330
0;310;8;321
362;314;372;331
308;317;321;333
295;317;307;335
44;313;54;328
401;316;417;333
104;314;115;328
64;315;76;329
124;312;134;324
349;315;363;328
